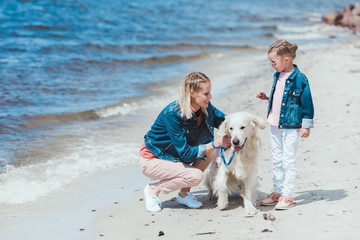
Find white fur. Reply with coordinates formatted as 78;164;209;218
204;111;266;216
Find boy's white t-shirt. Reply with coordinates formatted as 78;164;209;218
267;71;292;127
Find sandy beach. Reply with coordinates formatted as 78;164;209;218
2;1;360;240
78;38;360;240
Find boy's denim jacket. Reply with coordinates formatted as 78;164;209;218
267;65;314;129
144;100;225;163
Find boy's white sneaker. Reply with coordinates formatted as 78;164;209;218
143;185;162;213
176;192;203;209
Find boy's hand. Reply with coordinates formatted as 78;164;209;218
256;91;269;100
300;128;310;138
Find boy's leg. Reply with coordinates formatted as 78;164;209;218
281;129;300;197
270;126;285;194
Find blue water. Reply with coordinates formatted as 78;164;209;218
0;0;352;119
0;0;356;204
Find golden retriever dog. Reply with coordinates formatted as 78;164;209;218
204;111;266;216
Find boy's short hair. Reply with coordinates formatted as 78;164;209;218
268;40;298;59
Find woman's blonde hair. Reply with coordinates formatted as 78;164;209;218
268;40;298;59
177;72;210;119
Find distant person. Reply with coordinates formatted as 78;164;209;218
256;40;314;210
322;3;360;33
139;72;230;212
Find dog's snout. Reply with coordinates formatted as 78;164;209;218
232;139;240;146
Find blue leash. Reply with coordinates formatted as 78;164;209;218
211;141;236;166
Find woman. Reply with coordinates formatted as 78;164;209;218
139;72;230;212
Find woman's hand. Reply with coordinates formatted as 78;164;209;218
212;135;231;148
221;135;231;148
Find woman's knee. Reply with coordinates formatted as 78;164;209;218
188;169;204;186
139;157;155;178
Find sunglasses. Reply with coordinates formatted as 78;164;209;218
270;59;281;66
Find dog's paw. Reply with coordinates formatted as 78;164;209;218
217;201;228;210
244;206;258;216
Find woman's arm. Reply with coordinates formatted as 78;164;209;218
163;110;201;163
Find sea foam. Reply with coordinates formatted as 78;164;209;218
0;142;139;205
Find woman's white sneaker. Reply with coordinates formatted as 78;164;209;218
176;192;203;209
143;185;162;213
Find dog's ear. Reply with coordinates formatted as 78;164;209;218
251;115;266;129
217;117;229;136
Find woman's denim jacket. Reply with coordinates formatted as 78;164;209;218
267;65;314;129
144;100;225;163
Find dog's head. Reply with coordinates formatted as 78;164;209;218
218;112;266;152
